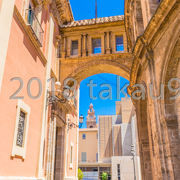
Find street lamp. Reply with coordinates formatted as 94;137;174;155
131;144;136;180
67;115;84;129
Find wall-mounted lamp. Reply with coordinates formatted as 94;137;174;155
47;81;71;105
68;115;84;129
79;115;84;128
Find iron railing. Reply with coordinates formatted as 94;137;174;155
25;9;44;46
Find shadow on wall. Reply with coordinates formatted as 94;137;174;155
122;123;132;156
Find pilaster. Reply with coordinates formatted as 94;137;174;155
87;34;92;55
106;32;111;54
82;34;86;57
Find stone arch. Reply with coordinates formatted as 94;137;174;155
158;14;180;132
62;56;153;179
161;38;180;179
60;59;131;83
154;14;180;177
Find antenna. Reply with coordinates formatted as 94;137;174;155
95;0;97;19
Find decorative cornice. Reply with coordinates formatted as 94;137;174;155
50;0;73;26
14;5;47;65
61;15;124;28
60;52;133;64
55;0;73;23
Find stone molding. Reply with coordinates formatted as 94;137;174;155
129;0;180;90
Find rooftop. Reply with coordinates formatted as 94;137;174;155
61;15;124;28
79;128;98;132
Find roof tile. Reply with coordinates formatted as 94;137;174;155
61;15;124;28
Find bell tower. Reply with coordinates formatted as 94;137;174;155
86;103;97;128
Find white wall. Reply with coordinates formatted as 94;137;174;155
111;156;141;180
120;123;132;156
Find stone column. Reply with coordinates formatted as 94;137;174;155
87;34;91;56
111;32;115;53
46;120;53;180
54;126;66;180
50;118;57;180
82;34;86;57
146;49;171;179
61;36;66;58
101;34;105;54
106;32;111;54
67;37;71;57
123;33;128;53
78;36;82;57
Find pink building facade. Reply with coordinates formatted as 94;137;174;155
0;0;78;179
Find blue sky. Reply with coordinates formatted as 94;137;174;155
69;0;126;128
79;74;129;128
69;0;125;20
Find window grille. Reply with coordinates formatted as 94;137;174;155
81;152;87;162
16;111;26;147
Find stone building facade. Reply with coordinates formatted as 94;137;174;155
126;0;180;179
0;0;179;180
59;0;180;179
0;0;78;180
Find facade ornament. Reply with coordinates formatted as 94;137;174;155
86;103;97;128
140;37;154;62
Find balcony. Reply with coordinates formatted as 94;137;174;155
25;9;44;46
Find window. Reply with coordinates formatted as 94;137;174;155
117;164;120;180
81;152;87;162
12;100;30;159
70;143;74;168
27;4;33;25
116;36;124;52
82;133;86;139
71;40;78;56
16;111;26;147
25;3;44;45
92;38;101;54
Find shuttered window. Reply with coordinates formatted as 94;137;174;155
81;152;87;162
71;40;78;55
